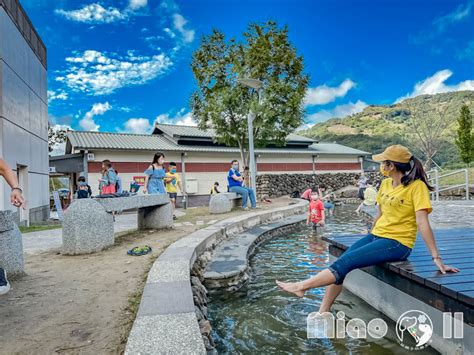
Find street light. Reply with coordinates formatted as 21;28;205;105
238;77;263;195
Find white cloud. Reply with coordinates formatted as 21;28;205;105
123;118;153;134
164;28;176;38
79;102;111;131
306;100;368;124
55;3;127;24
433;1;473;33
47;89;68;103
57;50;173;95
397;69;474;102
155;110;196;126
304;79;355;107
129;0;147;10
172;14;195;43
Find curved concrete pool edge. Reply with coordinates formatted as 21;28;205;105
125;199;308;355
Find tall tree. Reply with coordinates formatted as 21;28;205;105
455;105;473;167
405;98;452;169
48;123;67;153
190;21;309;166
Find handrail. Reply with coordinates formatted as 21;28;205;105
428;168;469;201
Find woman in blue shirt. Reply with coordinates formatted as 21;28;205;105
227;159;257;209
143;152;167;194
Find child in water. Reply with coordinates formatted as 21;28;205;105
307;191;325;231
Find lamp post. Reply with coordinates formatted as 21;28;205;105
238;78;263;195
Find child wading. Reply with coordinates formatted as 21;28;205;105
276;145;459;312
307;191;325;231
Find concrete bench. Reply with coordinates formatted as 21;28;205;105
0;210;24;276
62;194;173;255
209;192;243;214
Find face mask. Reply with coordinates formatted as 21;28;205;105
380;164;390;177
171;169;177;173
233;165;239;170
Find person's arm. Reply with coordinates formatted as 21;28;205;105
370;205;382;231
320;209;326;226
232;173;243;182
306;205;311;224
143;166;152;193
417;210;460;274
0;159;25;207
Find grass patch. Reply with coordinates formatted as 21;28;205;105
433;167;473;186
19;224;62;234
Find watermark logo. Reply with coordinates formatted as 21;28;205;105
307;309;464;351
396;310;433;351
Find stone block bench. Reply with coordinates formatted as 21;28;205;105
62;194;173;255
209;192;242;214
0;210;24;276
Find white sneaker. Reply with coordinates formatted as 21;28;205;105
0;268;11;295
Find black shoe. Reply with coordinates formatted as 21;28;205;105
0;268;11;295
173;215;177;220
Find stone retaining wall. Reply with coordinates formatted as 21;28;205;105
125;199;308;354
256;172;382;198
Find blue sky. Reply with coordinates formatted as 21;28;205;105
23;0;474;134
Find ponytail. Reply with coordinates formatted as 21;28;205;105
393;156;434;191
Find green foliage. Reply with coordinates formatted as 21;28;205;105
48;123;67;153
190;20;309;165
301;91;474;167
455;105;473;166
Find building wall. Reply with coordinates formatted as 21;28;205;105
83;150;362;196
0;7;48;224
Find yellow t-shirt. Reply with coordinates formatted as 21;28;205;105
165;172;180;193
363;186;377;206
372;178;432;249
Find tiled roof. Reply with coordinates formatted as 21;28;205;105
66;130;370;155
154;123;316;143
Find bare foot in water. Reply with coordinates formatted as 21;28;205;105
275;280;305;297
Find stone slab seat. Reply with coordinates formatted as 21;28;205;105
209;192;242;214
0;210;24;276
62;194;173;255
203;214;306;289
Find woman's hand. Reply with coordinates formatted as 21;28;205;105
11;189;25;208
142;188;147;194
433;258;460;274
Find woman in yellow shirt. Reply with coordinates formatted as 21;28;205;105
276;144;459;312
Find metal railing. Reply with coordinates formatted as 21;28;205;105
427;168;470;201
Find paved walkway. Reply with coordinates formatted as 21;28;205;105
23;210;187;254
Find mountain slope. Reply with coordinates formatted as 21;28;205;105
300;91;474;166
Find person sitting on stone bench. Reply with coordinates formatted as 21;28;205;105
0;159;25;295
227;160;257;210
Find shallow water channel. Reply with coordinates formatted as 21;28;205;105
208;205;438;354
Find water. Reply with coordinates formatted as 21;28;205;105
207;206;438;354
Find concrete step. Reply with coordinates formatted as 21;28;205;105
203;214;306;290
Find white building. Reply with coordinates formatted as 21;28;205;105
55;123;369;206
0;0;49;224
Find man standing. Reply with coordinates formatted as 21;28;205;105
0;159;26;295
227;160;257;210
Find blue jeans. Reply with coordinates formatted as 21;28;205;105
328;234;411;285
229;186;257;208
